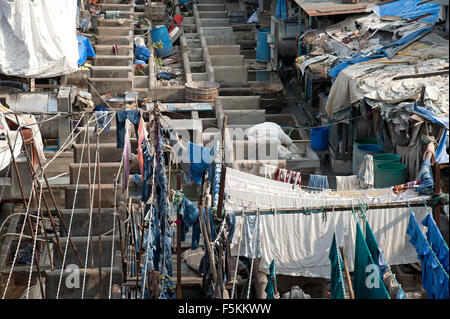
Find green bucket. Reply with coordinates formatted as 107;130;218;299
374;162;407;188
373;153;401;167
353;137;378;174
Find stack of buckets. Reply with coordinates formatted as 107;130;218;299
353;137;406;188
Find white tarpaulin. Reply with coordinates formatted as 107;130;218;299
0;0;79;78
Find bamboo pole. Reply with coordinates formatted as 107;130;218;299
96;131;103;299
233;200;434;216
198;173;221;299
176;174;182;299
339;246;354;299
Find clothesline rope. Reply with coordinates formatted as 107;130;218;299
81;127;100;299
26;172;44;299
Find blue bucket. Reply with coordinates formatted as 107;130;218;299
256;29;270;63
150;25;173;58
310;126;329;151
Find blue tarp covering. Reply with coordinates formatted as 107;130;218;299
330;26;434;78
409;104;449;164
77;35;96;66
372;0;441;24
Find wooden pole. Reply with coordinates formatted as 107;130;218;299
87;117;94;269
176;174;182;299
233;200;434;216
339;246;355;299
432;154;441;228
5;132;45;298
96;131;103;298
198;173;221;298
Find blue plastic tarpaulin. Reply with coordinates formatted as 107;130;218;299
371;0;441;24
77;34;95;66
134;45;151;62
330;26;434;78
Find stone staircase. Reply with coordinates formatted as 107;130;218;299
89;0;135;102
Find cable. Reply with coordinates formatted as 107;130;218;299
56;121;89;299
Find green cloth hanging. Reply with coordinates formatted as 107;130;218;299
265;259;277;299
353;221;390;299
365;220;384;274
328;232;346;299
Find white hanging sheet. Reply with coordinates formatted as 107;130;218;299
225;168;430;278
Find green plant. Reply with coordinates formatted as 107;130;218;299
155;57;163;68
152;40;163;50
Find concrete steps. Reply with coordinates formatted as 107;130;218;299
95;35;132;45
75;126;117;144
94;44;133;56
91;65;132;78
88;78;133;94
65;184;117;209
94;55;132;66
73;143;123;163
69;163;122;184
59;208;117;237
97;18;134;27
96;26;132;37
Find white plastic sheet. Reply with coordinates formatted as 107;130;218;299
0;0;79;78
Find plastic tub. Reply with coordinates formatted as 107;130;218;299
310;126;329;151
373;153;401;167
375;162;407;188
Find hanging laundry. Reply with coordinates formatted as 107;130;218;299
416;157;434;195
407;212;449;299
122;124;131;191
358;154;374;188
93;105;111;132
328;232;346;299
116;110;140;148
241;213;262;259
365;220;388;277
265;259;278;299
421;214;449;274
181;142;214;185
176;196;201;250
261;163;278;179
307;174;329;191
353;220;390;299
336;175;359;191
274;167;302;187
137;117;148;177
275;0;287;19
